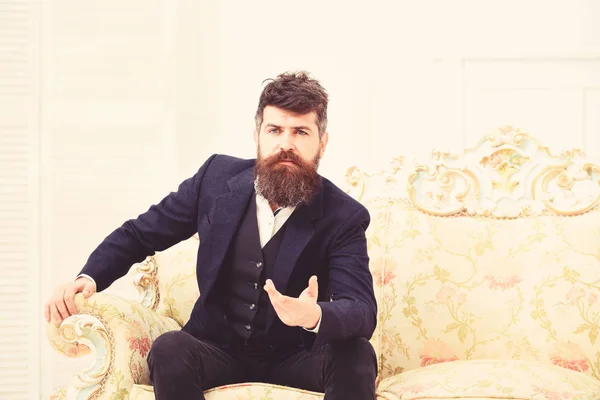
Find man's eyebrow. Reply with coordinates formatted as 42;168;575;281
265;124;314;132
293;125;313;133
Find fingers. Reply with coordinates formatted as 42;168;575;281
50;303;62;324
265;283;291;326
263;279;273;293
75;277;96;298
63;285;78;315
307;275;318;297
264;279;280;297
54;294;70;321
264;279;287;305
45;281;90;324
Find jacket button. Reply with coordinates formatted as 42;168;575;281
256;261;263;268
249;303;256;310
245;324;251;330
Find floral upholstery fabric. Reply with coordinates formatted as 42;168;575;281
366;197;600;382
141;235;201;327
376;359;600;399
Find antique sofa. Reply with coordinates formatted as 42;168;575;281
49;127;600;399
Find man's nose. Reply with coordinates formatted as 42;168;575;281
279;131;295;151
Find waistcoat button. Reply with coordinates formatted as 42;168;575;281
256;261;263;268
245;324;251;330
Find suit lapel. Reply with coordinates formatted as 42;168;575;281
266;180;324;331
205;168;255;290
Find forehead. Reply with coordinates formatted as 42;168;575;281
262;106;318;130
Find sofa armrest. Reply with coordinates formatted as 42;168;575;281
47;292;180;400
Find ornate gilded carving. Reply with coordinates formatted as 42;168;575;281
407;126;600;218
58;314;114;400
133;256;160;310
344;126;600;218
345;156;406;201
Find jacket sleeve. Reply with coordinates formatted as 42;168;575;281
311;205;377;347
78;154;218;292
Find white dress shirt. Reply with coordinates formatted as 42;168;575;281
78;191;322;333
255;191;295;248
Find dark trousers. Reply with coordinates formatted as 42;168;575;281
147;330;377;400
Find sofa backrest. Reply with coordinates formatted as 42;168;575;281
347;126;600;380
130;126;600;382
131;235;200;327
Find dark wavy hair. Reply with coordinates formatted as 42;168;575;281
254;71;328;136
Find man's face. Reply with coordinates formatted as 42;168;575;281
254;105;328;164
253;106;329;208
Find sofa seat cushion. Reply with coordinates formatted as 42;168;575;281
130;382;324;399
376;359;600;399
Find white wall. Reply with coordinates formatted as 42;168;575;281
1;0;598;398
0;1;41;398
207;0;600;184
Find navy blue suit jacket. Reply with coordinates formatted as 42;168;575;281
80;154;377;350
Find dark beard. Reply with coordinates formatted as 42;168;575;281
254;148;321;208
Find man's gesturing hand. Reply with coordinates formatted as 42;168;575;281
44;277;96;324
264;275;322;329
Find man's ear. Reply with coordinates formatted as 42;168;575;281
319;131;329;158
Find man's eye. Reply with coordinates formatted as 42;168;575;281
269;128;279;134
298;130;307;135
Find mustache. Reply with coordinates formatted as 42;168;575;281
265;150;303;166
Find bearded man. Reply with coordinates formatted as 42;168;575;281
44;71;378;400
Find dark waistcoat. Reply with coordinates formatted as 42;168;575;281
218;193;286;345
